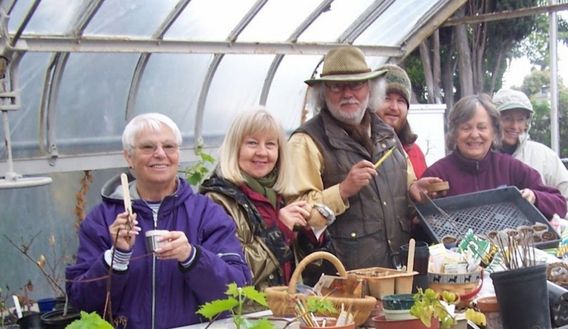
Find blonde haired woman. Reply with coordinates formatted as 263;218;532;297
200;109;329;290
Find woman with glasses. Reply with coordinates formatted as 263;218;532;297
66;112;251;329
416;94;566;219
200;109;331;290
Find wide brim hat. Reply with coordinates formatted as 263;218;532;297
492;88;534;116
305;46;386;86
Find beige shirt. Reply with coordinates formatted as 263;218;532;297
288;132;417;217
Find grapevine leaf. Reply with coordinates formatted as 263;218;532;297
241;286;268;307
66;311;114;329
196;297;238;319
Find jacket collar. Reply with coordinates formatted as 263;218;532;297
450;149;494;173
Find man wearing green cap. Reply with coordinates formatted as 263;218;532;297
493;88;568;205
288;46;440;270
376;64;427;178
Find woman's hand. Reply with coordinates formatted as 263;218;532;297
154;231;193;262
109;211;140;251
521;188;536;204
409;177;446;202
278;200;310;231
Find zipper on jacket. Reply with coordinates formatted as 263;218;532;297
151;212;158;329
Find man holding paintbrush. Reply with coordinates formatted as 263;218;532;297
288;46;439;270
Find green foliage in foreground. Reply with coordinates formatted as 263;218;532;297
196;283;273;329
66;311;113;329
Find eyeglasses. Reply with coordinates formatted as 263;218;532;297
135;142;179;155
325;81;367;93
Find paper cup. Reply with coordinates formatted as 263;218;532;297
145;230;168;253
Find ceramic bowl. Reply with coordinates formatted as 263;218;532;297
381;294;414;310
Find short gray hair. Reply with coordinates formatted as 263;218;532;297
122;113;182;153
446;94;501;151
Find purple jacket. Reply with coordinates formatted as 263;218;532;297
66;176;252;329
423;151;567;219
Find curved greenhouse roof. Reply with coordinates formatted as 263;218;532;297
0;0;464;176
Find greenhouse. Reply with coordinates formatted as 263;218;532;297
1;1;568;328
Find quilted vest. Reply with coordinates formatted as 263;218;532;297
293;109;411;270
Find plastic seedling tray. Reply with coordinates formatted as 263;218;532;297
414;186;560;249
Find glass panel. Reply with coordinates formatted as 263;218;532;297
201;54;274;138
298;0;375;42
134;53;214;145
264;54;323;131
1;53;53;158
238;0;321;42
54;53;139;153
84;0;179;36
357;0;440;46
166;0;257;40
8;0;90;34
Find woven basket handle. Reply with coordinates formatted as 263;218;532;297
287;251;347;294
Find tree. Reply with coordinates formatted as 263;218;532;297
520;69;568;158
406;0;540;112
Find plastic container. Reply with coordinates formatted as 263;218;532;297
400;241;430;293
348;267;417;299
490;264;551;329
415;187;559;249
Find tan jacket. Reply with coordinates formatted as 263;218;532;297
204;191;282;291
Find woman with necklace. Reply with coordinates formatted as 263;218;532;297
200;109;331;291
66;113;251;329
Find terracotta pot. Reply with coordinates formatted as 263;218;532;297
299;319;355;329
373;315;439;329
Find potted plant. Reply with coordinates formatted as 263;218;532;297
4;233;80;328
409;288;486;329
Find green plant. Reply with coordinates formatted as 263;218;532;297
410;288;486;329
197;283;273;329
184;146;215;186
66;311;113;329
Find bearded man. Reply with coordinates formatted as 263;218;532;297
288;46;438;270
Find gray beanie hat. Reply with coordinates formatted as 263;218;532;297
377;64;411;105
492;88;533;116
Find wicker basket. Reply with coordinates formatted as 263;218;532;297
264;251;377;327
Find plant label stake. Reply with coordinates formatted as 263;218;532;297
121;173;133;241
407;238;415;274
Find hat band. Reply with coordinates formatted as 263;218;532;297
321;68;371;77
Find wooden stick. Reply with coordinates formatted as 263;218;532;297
407;239;416;274
121;173;132;215
374;146;395;169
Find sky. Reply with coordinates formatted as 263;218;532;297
502;43;568;89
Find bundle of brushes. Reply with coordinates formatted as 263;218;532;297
493;229;537;270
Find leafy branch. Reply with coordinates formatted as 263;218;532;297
4;233;65;297
197;283;273;329
184;146;215;186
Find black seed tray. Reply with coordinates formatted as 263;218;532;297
414;186;560;249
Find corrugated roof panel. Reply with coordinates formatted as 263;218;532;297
357;0;444;46
83;0;179;37
8;0;89;34
298;0;375;42
165;0;258;40
238;0;322;42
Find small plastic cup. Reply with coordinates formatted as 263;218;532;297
145;230;168;253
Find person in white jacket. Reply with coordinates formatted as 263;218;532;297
493;88;568;208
